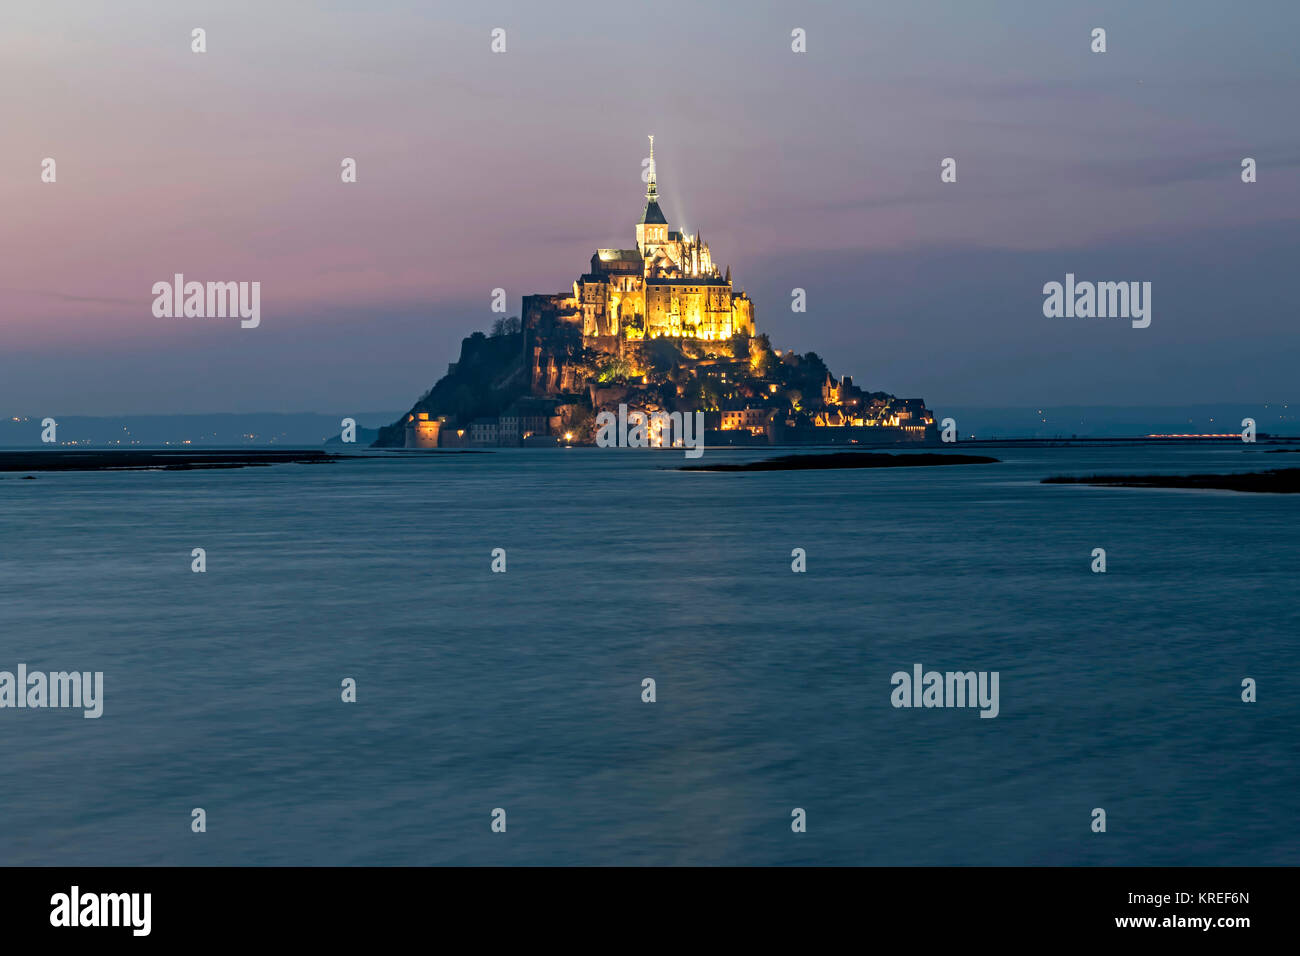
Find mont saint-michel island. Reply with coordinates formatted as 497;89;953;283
375;138;937;450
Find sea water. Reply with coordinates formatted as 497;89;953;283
0;444;1296;865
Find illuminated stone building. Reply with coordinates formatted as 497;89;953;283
385;137;940;451
523;137;755;349
403;412;440;448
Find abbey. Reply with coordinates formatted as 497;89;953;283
524;136;754;349
377;136;939;450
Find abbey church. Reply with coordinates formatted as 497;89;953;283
523;137;754;348
383;136;938;449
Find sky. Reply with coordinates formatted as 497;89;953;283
2;0;1298;415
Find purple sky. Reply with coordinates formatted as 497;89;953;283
3;0;1298;414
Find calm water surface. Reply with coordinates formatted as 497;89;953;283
1;444;1296;864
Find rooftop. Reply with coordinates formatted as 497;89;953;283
640;199;668;225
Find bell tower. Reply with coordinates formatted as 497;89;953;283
636;134;669;257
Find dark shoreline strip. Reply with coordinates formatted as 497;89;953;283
0;450;341;472
679;452;999;472
1043;468;1300;493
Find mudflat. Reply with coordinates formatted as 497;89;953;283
679;452;1000;472
1043;468;1300;493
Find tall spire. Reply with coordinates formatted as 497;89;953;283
646;134;657;202
638;134;668;227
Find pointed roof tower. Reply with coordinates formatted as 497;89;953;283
640;134;668;225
